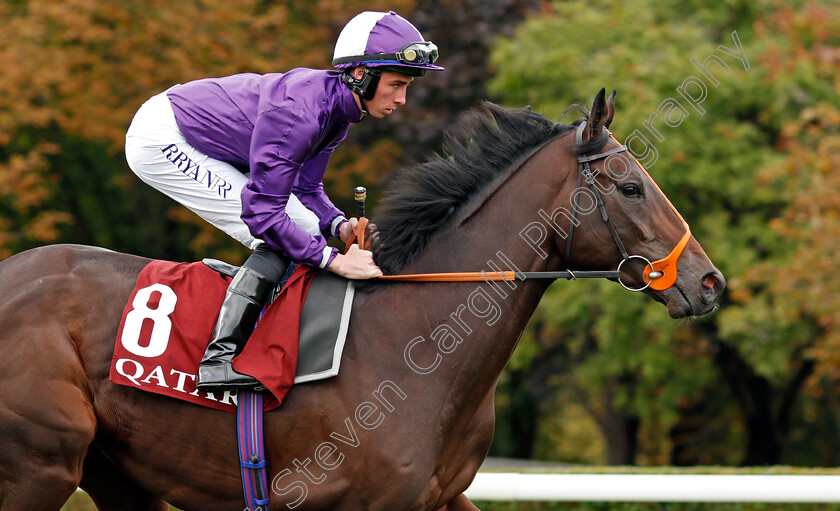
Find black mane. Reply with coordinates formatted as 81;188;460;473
370;101;596;275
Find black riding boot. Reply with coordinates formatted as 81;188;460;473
196;246;288;392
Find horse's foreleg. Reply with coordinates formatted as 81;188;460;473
0;326;97;510
80;445;168;511
437;493;481;511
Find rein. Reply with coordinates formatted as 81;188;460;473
360;122;691;292
378;270;620;282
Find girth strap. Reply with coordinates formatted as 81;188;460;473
237;390;270;511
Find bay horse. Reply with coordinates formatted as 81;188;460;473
0;89;724;510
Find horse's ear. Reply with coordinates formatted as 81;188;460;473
584;88;607;141
605;88;616;129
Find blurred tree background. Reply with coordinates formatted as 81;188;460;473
2;0;839;470
488;0;840;467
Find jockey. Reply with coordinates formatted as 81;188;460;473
125;11;443;392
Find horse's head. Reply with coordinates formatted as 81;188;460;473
556;88;725;318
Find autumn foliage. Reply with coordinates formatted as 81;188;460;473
0;0;414;259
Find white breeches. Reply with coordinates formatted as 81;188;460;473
124;89;320;250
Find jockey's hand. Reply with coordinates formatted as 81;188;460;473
338;218;359;243
327;244;383;279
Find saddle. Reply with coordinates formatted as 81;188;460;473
109;259;354;412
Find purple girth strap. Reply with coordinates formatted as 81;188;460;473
237;390;270;510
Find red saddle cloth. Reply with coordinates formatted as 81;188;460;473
108;260;316;412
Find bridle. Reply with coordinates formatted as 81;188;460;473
596;123;692;291
561;121;690;291
375;122;692;291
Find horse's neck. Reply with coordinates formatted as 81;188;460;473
388;137;573;405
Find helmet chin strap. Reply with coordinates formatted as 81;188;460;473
341;67;381;115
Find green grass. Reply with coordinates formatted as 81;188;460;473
61;492;101;511
62;491;180;511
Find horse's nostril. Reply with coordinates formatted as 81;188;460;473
700;271;726;302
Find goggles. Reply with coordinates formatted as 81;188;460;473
333;41;439;67
394;42;439;66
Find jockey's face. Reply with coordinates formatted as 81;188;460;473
351;67;414;118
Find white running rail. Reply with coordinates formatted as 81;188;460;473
465;473;840;502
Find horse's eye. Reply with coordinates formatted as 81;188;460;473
621;184;642;197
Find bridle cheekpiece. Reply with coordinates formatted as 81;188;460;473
564;121;691;291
